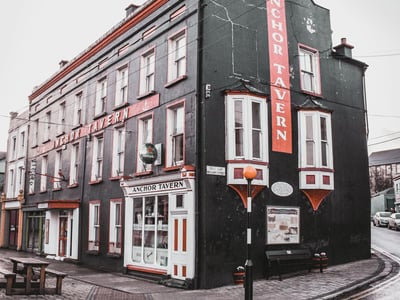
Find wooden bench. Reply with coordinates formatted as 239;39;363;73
45;269;67;295
265;249;313;281
0;267;17;295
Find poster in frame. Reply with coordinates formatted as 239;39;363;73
266;206;300;244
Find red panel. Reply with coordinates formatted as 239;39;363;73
234;168;244;179
182;219;187;252
174;219;178;251
306;175;315;184
182;265;187;277
323;175;330;185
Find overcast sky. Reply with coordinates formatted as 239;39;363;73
0;0;399;154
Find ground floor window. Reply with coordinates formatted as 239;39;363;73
26;212;44;252
132;195;168;267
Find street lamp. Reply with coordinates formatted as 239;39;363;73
243;166;257;300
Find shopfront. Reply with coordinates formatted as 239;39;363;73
121;167;195;282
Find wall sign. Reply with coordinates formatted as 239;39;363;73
139;143;158;164
271;181;293;197
266;206;299;244
267;0;293;153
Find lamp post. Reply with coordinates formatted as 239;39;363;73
243;166;256;300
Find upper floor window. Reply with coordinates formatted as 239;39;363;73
54;150;62;190
44;111;51;142
226;93;268;161
10;136;17;160
32;119;39;147
73;92;83;126
112;127;125;177
57;102;66;134
28;160;36;194
7;168;15;198
166;103;184;167
19;131;26;157
91;134;104;181
167;29;187;83
95;78;107;115
137;115;153;173
298;111;333;169
69;143;79;186
139;49;155;95
115;66;128;106
298;45;321;95
40;155;48;192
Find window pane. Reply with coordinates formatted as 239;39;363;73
320;117;327;141
305;116;314;165
321;141;328;166
234;100;243;157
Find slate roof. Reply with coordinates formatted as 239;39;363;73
369;148;400;166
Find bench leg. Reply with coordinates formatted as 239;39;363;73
55;276;64;295
5;275;16;296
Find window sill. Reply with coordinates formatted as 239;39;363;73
42;139;51;144
56;131;65;138
300;89;322;98
72;124;83;130
89;179;103;185
163;165;182;172
93;112;107;120
164;75;187;88
134;171;153;177
86;250;100;256
53;187;62;192
112;102;129;111
40;190;48;194
106;252;122;259
67;183;79;189
109;176;123;181
137;90;156;100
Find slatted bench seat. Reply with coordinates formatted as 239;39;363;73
265;249;313;281
45;269;67;295
0;267;17;295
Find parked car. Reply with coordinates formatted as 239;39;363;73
387;213;400;231
372;211;391;227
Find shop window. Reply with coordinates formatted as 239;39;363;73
166;102;184;168
167;29;187;83
109;199;122;255
139;49;155;96
137;115;153;173
88;201;100;252
132;195;168;267
115;66;128;106
112;127;125;177
95;78;107;115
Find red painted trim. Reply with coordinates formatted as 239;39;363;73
29;0;169;102
299;167;334;173
127;265;167;275
225;90;267;98
226;160;269;166
182;219;187;252
174;219;179;251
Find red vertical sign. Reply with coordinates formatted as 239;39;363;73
267;0;292;154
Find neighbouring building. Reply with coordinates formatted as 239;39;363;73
394;175;400;212
369;148;400;195
3;0;371;289
0;111;29;250
0;151;6;193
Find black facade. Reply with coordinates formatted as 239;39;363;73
6;0;370;290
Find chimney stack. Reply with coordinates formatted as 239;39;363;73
125;4;139;17
333;37;354;58
59;60;69;68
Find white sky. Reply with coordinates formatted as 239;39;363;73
0;0;399;154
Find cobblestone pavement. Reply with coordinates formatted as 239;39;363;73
0;248;397;299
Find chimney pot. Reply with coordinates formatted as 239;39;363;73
125;4;139;17
334;37;354;59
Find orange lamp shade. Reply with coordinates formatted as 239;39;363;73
243;166;257;180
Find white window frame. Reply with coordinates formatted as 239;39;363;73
10;135;17;160
44;111;51;142
109;199;122;254
32;119;39;147
88;201;100;251
53;150;62;189
69;143;79;186
95;78;107;115
91;134;104;181
19;130;26;158
115;66;129;106
28;160;36;194
7;167;15;198
17;164;25;194
167;29;187;83
225;94;268;161
57;102;66;134
136;115;153;173
139;49;155;95
73;92;83;126
298;111;333;169
298;44;321;95
166;103;184;167
40;156;48;192
112;127;125;177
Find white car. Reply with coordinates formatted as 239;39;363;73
373;211;391;227
387;213;400;231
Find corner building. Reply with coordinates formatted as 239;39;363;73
22;0;370;289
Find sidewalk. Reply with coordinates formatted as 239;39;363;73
0;248;396;299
